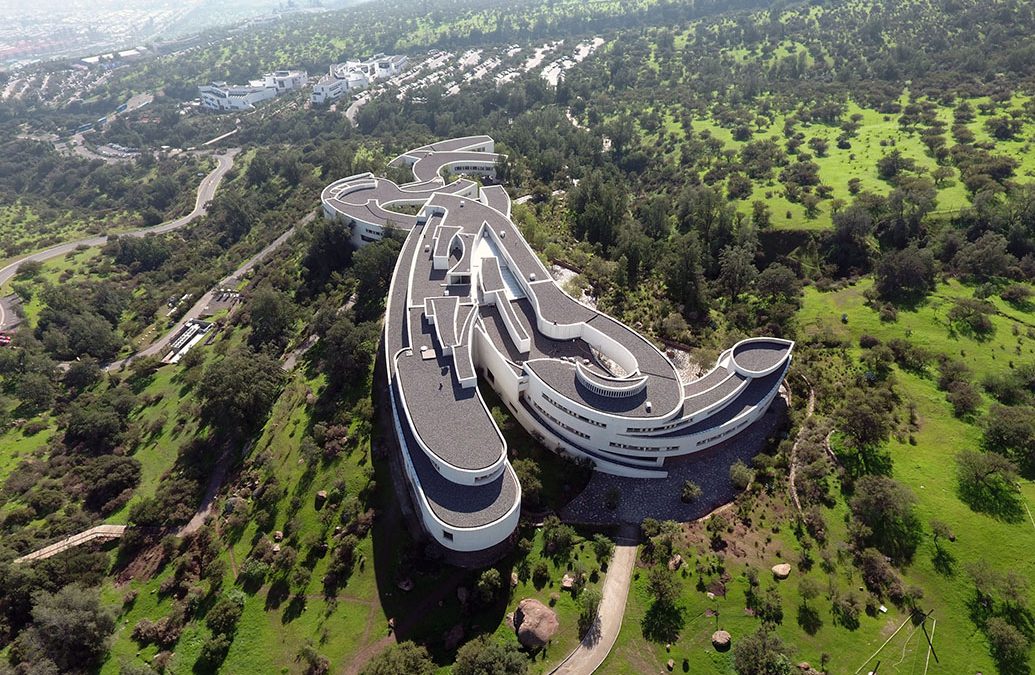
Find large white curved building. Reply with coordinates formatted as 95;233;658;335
321;136;793;556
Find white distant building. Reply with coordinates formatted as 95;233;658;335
199;69;308;111
310;54;408;105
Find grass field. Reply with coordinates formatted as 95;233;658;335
640;92;1035;233
600;278;1035;673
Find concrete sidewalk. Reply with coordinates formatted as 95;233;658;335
551;531;638;675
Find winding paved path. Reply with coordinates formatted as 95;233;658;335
551;528;638;675
0;150;239;329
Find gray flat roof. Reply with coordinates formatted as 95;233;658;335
393;381;517;528
396;319;502;471
480;257;505;293
656;363;789;438
732;340;792;373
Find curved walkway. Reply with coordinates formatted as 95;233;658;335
551;527;638;675
0;149;240;329
13;525;127;564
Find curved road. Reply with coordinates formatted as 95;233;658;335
106;210;314;372
0;149;239;329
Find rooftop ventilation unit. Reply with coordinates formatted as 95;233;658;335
529;273;536;281
645;401;653;413
499;230;506;239
424;245;431;252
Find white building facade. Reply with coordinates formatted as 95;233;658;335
199;70;308;111
320;136;793;558
310;54;408;105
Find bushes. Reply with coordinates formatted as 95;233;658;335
729;461;753;490
848;475;922;563
680;480;702;503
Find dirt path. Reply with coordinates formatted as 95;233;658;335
788;374;816;516
551;526;639;675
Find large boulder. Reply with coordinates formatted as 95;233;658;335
514;598;559;650
772;563;792;580
712;630;731;651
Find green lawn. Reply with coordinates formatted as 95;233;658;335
602;278;1035;673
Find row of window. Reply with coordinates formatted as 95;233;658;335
609;441;681;453
627;418;686;434
541;392;606;428
531;400;591;440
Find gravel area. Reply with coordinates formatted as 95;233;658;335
561;395;789;526
666;346;703;386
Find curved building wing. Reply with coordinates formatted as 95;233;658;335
322;137;793;556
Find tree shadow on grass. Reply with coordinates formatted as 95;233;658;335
932;545;957;576
797;602;823;635
641;600;685;643
282;594;306;624
265;577;290;611
958;481;1024;523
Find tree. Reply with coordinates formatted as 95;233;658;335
591;534;614;564
730;461;753;490
512;458;543;506
874;245;936;303
985;617;1030;669
65;392;127;451
983;404;1035;469
477;568;502;604
829;205;875;275
362;641;435;675
578;587;602;636
302;220;354;292
837;387;893;451
568;170;627;248
15;372;54;411
247;286;297;350
662;230;709;319
952;232;1015;281
197;348;285;436
63;357;102;394
732;627;792;675
751;200;772;229
755;264;800;303
298;640;332;675
876;150;917;180
849;475;922;562
79;455;141;512
206;593;244;636
321;316;379;387
680;480;702;503
351;237;402;321
647;565;679;606
14;585;116;672
453;635;527;675
956;449;1022;519
947;297;996;337
718;244;758;302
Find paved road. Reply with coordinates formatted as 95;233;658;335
552;530;638;675
0;150;239;331
106;210;314;372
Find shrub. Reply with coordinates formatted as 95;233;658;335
730;461;753;490
680;480;702;503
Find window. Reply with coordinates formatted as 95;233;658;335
443;530;454;541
